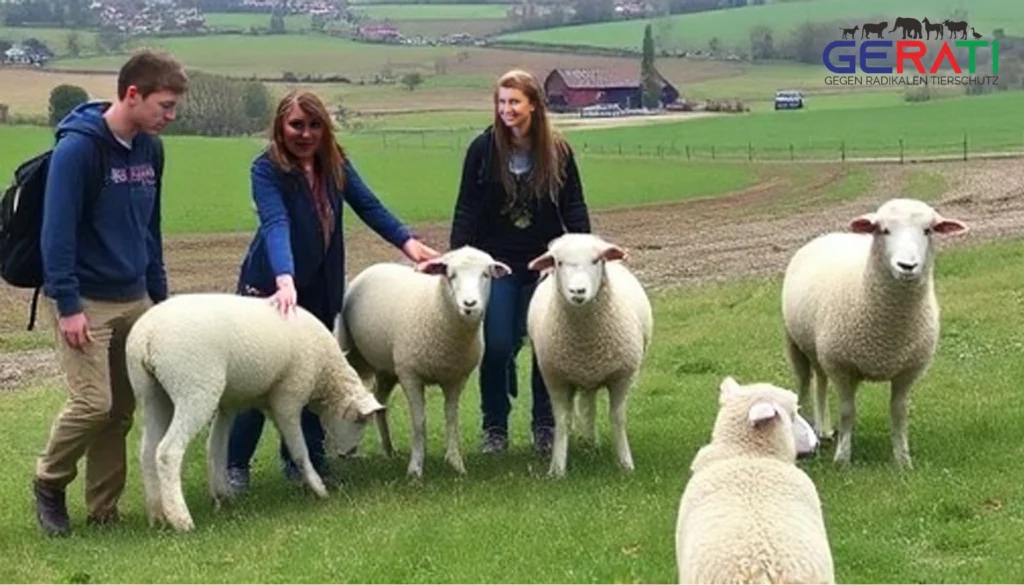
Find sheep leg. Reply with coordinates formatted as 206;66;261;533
441;380;467;475
398;376;428;479
547;383;575;479
207;407;236;508
812;363;834;441
608;377;635;472
890;370;918;470
138;378;173;528
830;372;859;467
268;400;329;499
156;386;222;532
575;389;598;447
374;373;399;458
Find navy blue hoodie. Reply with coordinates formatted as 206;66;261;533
41;100;167;317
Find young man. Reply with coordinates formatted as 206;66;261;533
33;48;188;537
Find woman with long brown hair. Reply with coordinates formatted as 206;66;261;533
227;89;439;491
449;68;591;455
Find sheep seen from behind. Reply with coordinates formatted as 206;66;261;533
781;198;969;468
125;293;385;532
526;233;653;478
338;246;512;478
675;376;831;584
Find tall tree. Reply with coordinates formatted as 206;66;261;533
640;23;661;108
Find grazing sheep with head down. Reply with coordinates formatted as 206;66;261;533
781;198;968;468
525;233;653;478
675;375;831;585
336;245;512;478
125;293;384;532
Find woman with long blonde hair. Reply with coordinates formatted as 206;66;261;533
449;68;592;455
227;89;439;491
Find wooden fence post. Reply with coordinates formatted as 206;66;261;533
962;132;968;161
841;141;845;163
789;143;794;161
748;142;753;162
899;138;904;164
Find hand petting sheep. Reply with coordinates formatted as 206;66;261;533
125;293;384;532
336;246;512;479
525;233;653;478
675;375;833;585
781;198;969;469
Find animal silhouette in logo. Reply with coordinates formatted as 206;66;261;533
889;17;922;39
922;17;944;40
971;26;983;39
839;25;859;39
944;19;968;39
861;21;887;39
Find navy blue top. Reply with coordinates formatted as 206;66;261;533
41;100;167;317
236;151;412;323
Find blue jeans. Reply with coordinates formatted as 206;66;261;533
480;271;553;434
227;280;331;476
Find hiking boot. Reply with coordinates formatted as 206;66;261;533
227;467;250;495
86;509;121;527
480;428;508;454
532;426;554;455
33;478;70;537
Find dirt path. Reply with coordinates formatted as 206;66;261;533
4;159;1024;391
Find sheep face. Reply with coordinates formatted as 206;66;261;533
527;233;627;306
718;376;819;457
420;246;512;322
325;393;386;457
849;198;968;282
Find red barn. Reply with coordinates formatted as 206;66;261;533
543;67;680;111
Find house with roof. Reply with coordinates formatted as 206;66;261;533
543;67;680;111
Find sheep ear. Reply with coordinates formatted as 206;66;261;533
719;376;741;403
600;244;627;262
418;258;448;275
528;252;555;272
490;261;513;278
849;213;878;234
933;217;969;236
748;401;781;426
353;394;385;421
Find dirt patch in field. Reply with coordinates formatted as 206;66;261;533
4;159;1024;391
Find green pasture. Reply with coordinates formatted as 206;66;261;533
2;231;1023;582
0;26;98;57
497;0;1021;52
202;12;312;31
0;124;757;235
353;3;509;20
561;91;1024;160
46;34;476;78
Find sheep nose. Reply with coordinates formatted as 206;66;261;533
897;261;918;272
568;286;586;295
462;299;478;308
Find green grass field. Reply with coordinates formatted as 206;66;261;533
353;3;509;19
563;91;1024;160
0;26;99;57
497;0;1021;52
202;12;313;31
0;124;757;234
2;233;1023;582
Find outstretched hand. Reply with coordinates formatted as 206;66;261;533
269;274;298;318
402;238;441;265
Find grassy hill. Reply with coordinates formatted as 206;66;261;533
497;0;1021;52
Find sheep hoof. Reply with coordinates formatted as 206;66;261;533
894;452;913;471
445;455;467;475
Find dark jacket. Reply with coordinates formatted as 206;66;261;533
41;100;167;317
237;151;412;324
449;126;591;274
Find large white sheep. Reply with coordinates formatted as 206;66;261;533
675;375;831;585
125;293;384;532
525;233;653;478
336;246;512;478
781;198;968;469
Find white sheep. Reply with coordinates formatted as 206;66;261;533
675;375;832;585
336;246;512;478
781;198;968;469
125;293;385;532
525;233;653;478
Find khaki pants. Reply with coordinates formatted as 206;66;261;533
36;295;153;518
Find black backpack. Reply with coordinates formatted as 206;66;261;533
0;134;153;330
